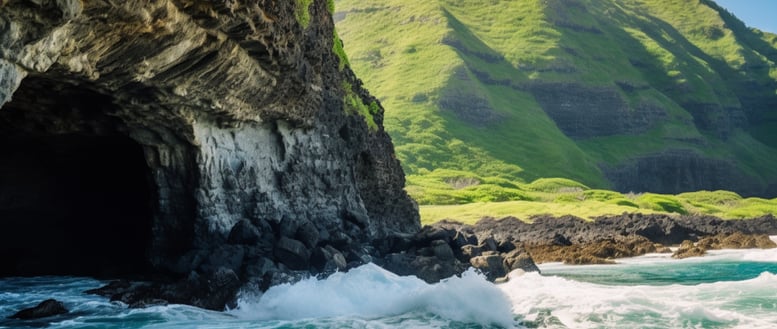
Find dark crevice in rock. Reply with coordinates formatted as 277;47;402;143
0;78;157;277
1;0;420;311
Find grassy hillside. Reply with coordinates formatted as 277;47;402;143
335;0;777;202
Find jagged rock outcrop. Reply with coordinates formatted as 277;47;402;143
378;225;540;283
9;299;68;320
433;214;777;265
0;0;419;309
673;232;777;259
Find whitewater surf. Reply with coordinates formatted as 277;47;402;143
2;248;776;328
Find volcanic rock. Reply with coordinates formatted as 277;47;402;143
9;299;68;319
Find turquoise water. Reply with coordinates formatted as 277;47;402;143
507;249;777;328
1;248;776;328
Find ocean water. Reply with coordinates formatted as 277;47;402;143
1;248;776;329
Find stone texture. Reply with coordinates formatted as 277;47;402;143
673;240;707;259
470;254;507;281
9;299;68;319
529;83;666;139
604;150;766;197
527;236;656;265
430;214;777;266
0;0;418;309
274;237;311;271
673;232;777;259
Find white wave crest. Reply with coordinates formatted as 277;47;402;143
230;263;516;328
500;271;777;329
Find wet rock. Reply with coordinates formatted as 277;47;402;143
0;0;419;311
85;280;133;297
502;247;540;273
470;254;507;281
526;236;657;265
295;222;321;249
673;240;706;259
698;232;777;250
274;237;310;271
203;245;245;273
460;244;483;259
479;236;499;252
431;239;455;261
673;232;776;259
451;230;478;249
9;299;68;319
227;220;261;245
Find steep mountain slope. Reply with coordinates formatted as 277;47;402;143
334;0;777;201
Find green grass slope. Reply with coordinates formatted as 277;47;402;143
335;0;777;202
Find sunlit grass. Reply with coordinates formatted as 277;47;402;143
419;187;777;225
336;0;777;196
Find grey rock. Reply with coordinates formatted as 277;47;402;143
203;245;245;273
479;236;499;252
228;220;262;245
470;254;507;281
295;221;320;249
274;237;310;271
431;239;455;261
0;0;420;310
460;244;482;259
9;299;68;319
503;248;540;273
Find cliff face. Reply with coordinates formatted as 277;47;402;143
0;0;418;289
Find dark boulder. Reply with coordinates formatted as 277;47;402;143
274;237;311;270
9;299;68;319
470;254;507;281
295;221;321;249
203;245;245;273
227;220;262;245
502;246;540;273
430;239;455;261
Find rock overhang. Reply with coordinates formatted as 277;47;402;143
0;0;420;286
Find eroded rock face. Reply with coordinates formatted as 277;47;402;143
603;150;767;197
0;0;418;303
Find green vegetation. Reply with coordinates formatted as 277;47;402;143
419;188;777;225
327;0;335;14
335;0;777;203
333;30;349;70
295;0;313;28
408;170;777;224
342;81;377;131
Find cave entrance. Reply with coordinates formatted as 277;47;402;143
0;78;155;277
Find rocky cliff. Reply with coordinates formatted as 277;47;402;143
0;0;419;307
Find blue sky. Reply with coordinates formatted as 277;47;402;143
714;0;777;33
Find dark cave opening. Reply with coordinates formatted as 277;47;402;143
0;134;154;277
0;78;155;278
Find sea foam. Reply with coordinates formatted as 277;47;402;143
502;265;777;328
230;263;516;328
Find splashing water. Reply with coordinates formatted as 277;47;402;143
502;249;777;329
0;264;516;329
1;249;776;329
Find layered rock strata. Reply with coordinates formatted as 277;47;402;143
0;0;418;309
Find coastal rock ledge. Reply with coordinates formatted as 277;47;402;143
0;0;421;309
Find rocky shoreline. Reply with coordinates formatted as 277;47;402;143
427;213;777;269
82;213;777;312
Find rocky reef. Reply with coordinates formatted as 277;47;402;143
430;213;777;266
0;0;419;309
